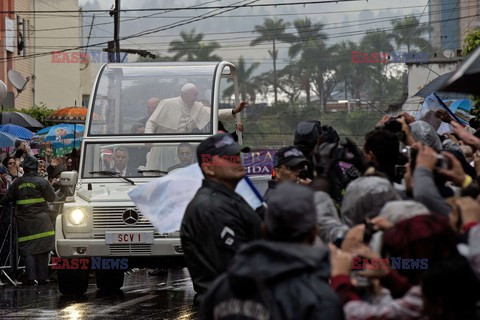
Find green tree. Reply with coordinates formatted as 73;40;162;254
17;103;54;127
331;41;372;109
250;18;295;105
390;16;432;52
464;29;480;123
360;30;395;102
223;56;260;102
168;28;221;61
288;18;328;105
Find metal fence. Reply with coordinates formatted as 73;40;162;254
0;204;20;285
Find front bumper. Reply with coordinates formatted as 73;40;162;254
56;238;183;258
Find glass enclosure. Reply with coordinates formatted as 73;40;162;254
89;63;219;136
82;142;199;178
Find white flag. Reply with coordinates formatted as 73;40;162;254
128;164;263;233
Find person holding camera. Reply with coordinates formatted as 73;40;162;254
263;146;311;202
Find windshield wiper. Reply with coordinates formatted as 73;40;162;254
89;171;135;185
137;169;168;175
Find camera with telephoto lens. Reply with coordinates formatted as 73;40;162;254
383;117;402;133
383;116;406;142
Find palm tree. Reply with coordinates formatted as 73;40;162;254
223;56;260;102
288;18;328;105
332;41;372;109
250;18;295;105
391;16;432;52
360;30;395;101
168;28;221;61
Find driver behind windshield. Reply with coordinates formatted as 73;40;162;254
109;147;135;176
167;143;195;172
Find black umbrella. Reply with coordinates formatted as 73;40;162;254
440;46;480;95
1;112;44;130
413;71;470;99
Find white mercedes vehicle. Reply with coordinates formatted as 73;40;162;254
55;61;247;295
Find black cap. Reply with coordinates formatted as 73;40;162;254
21;155;38;171
196;133;250;164
265;182;316;240
273;146;309;168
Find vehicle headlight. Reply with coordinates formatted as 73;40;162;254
69;208;87;225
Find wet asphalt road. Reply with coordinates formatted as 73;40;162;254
0;268;197;319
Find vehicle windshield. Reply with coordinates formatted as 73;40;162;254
89;63;218;136
82;142;199;179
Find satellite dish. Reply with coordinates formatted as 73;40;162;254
7;69;28;93
0;80;7;103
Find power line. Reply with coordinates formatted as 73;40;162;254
89;13;480;52
20;0;477;33
0;0;260;63
2;4;477;63
27;2;479;40
0;0;367;14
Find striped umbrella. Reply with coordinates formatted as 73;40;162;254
0;124;34;140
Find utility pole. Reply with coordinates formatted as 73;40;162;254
109;0;120;62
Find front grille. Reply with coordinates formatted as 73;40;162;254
109;244;152;255
92;206;178;239
92;206;153;229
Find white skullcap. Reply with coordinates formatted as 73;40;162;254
181;83;197;93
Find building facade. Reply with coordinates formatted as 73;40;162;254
33;0;84;109
430;0;480;54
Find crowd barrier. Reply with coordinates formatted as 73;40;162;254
0;204;21;285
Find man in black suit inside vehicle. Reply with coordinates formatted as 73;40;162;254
110;147;136;176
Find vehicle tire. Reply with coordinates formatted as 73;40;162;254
96;270;124;292
58;268;89;296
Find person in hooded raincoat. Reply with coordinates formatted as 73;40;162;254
7;155;56;285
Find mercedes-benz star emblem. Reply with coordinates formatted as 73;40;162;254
122;209;139;225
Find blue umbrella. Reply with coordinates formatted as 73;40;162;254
0;132;18;148
36;124;84;142
0;124;33;140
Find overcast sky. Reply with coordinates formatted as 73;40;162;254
77;0;429;69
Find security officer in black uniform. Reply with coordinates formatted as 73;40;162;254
7;155;56;285
181;133;262;304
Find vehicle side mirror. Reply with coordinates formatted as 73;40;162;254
60;171;78;187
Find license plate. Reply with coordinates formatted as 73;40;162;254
105;232;154;244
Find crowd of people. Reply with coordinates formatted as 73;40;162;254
2;84;480;319
0;140;79;285
180;112;480;320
